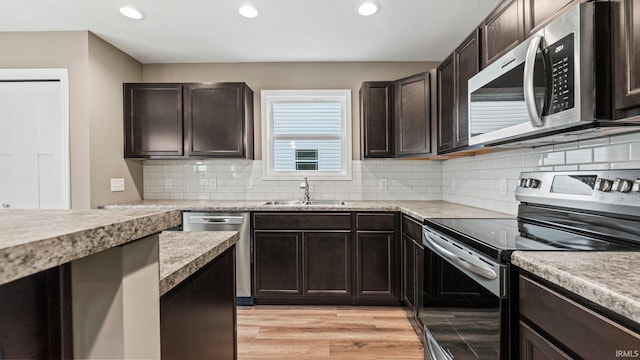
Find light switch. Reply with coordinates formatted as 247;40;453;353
111;178;125;192
379;178;388;190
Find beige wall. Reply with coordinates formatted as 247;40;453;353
88;33;143;208
0;31;143;208
143;62;439;159
0;31;91;208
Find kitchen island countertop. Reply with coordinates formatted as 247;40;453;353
159;230;239;296
512;251;640;325
0;208;181;285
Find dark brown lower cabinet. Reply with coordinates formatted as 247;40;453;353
356;231;398;302
253;212;399;305
519;274;640;359
0;265;72;359
253;231;303;298
304;231;351;297
161;247;237;360
519;321;572;360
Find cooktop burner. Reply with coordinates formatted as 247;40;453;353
425;217;640;261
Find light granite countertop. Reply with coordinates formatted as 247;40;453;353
159;231;239;296
102;200;513;221
0;208;181;285
512;251;640;325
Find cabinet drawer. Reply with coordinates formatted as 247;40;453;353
253;213;351;230
356;213;396;231
520;275;640;359
401;215;422;241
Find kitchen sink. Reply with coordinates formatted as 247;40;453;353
261;200;348;206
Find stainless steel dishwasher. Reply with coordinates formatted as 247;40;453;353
182;211;253;305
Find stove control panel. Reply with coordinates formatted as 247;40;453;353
516;170;640;217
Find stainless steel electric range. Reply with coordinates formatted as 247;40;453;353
420;170;640;360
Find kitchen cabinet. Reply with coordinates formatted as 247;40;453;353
438;54;456;152
613;0;640;119
360;82;394;158
395;72;434;157
523;0;583;37
252;212;399;305
124;82;253;159
360;72;436;159
519;273;640;359
355;213;399;302
438;30;480;153
0;265;72;359
124;83;184;158
401;215;423;314
160;246;237;360
481;0;524;68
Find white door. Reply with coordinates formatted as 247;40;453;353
0;73;69;209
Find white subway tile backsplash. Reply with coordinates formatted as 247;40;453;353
594;144;629;163
565;149;592;164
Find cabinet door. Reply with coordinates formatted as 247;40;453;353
482;0;524;68
254;231;303;297
360;82;394;158
304;232;352;297
438;53;456;153
519;322;572;360
395;72;433;156
402;235;416;310
161;247;236;360
185;83;252;158
455;30;480;149
356;231;398;300
523;0;582;37
124;84;184;158
613;0;640;117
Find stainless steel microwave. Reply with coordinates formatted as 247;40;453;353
468;3;639;147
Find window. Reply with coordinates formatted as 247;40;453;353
262;90;352;180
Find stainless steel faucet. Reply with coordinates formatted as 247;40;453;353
300;177;310;204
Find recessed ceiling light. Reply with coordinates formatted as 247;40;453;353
358;2;380;16
238;5;260;18
119;6;145;20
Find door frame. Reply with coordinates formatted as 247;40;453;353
0;68;70;209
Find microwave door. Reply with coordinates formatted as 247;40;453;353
468;35;550;146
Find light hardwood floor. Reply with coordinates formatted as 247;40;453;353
237;305;424;359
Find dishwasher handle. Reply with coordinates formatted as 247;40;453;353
188;215;244;225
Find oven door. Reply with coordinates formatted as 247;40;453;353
420;226;508;360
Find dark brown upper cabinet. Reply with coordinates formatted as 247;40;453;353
124;83;184;158
438;30;480;154
360;73;436;159
613;0;640;119
395;72;434;157
523;0;583;37
360;82;394;158
184;83;253;158
124;82;253;159
481;0;524;68
437;54;456;153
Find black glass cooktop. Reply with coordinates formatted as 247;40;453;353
424;218;640;262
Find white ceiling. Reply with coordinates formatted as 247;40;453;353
0;0;502;64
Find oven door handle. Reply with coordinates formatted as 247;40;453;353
425;327;453;360
424;233;498;280
523;35;544;128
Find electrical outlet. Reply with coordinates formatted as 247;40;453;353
210;178;217;189
499;179;508;195
379;178;388;190
165;178;172;189
246;178;252;189
110;178;125;192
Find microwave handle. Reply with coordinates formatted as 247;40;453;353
523;36;544;127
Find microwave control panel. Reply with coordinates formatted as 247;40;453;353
546;33;575;115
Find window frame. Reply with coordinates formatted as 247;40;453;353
261;89;352;181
